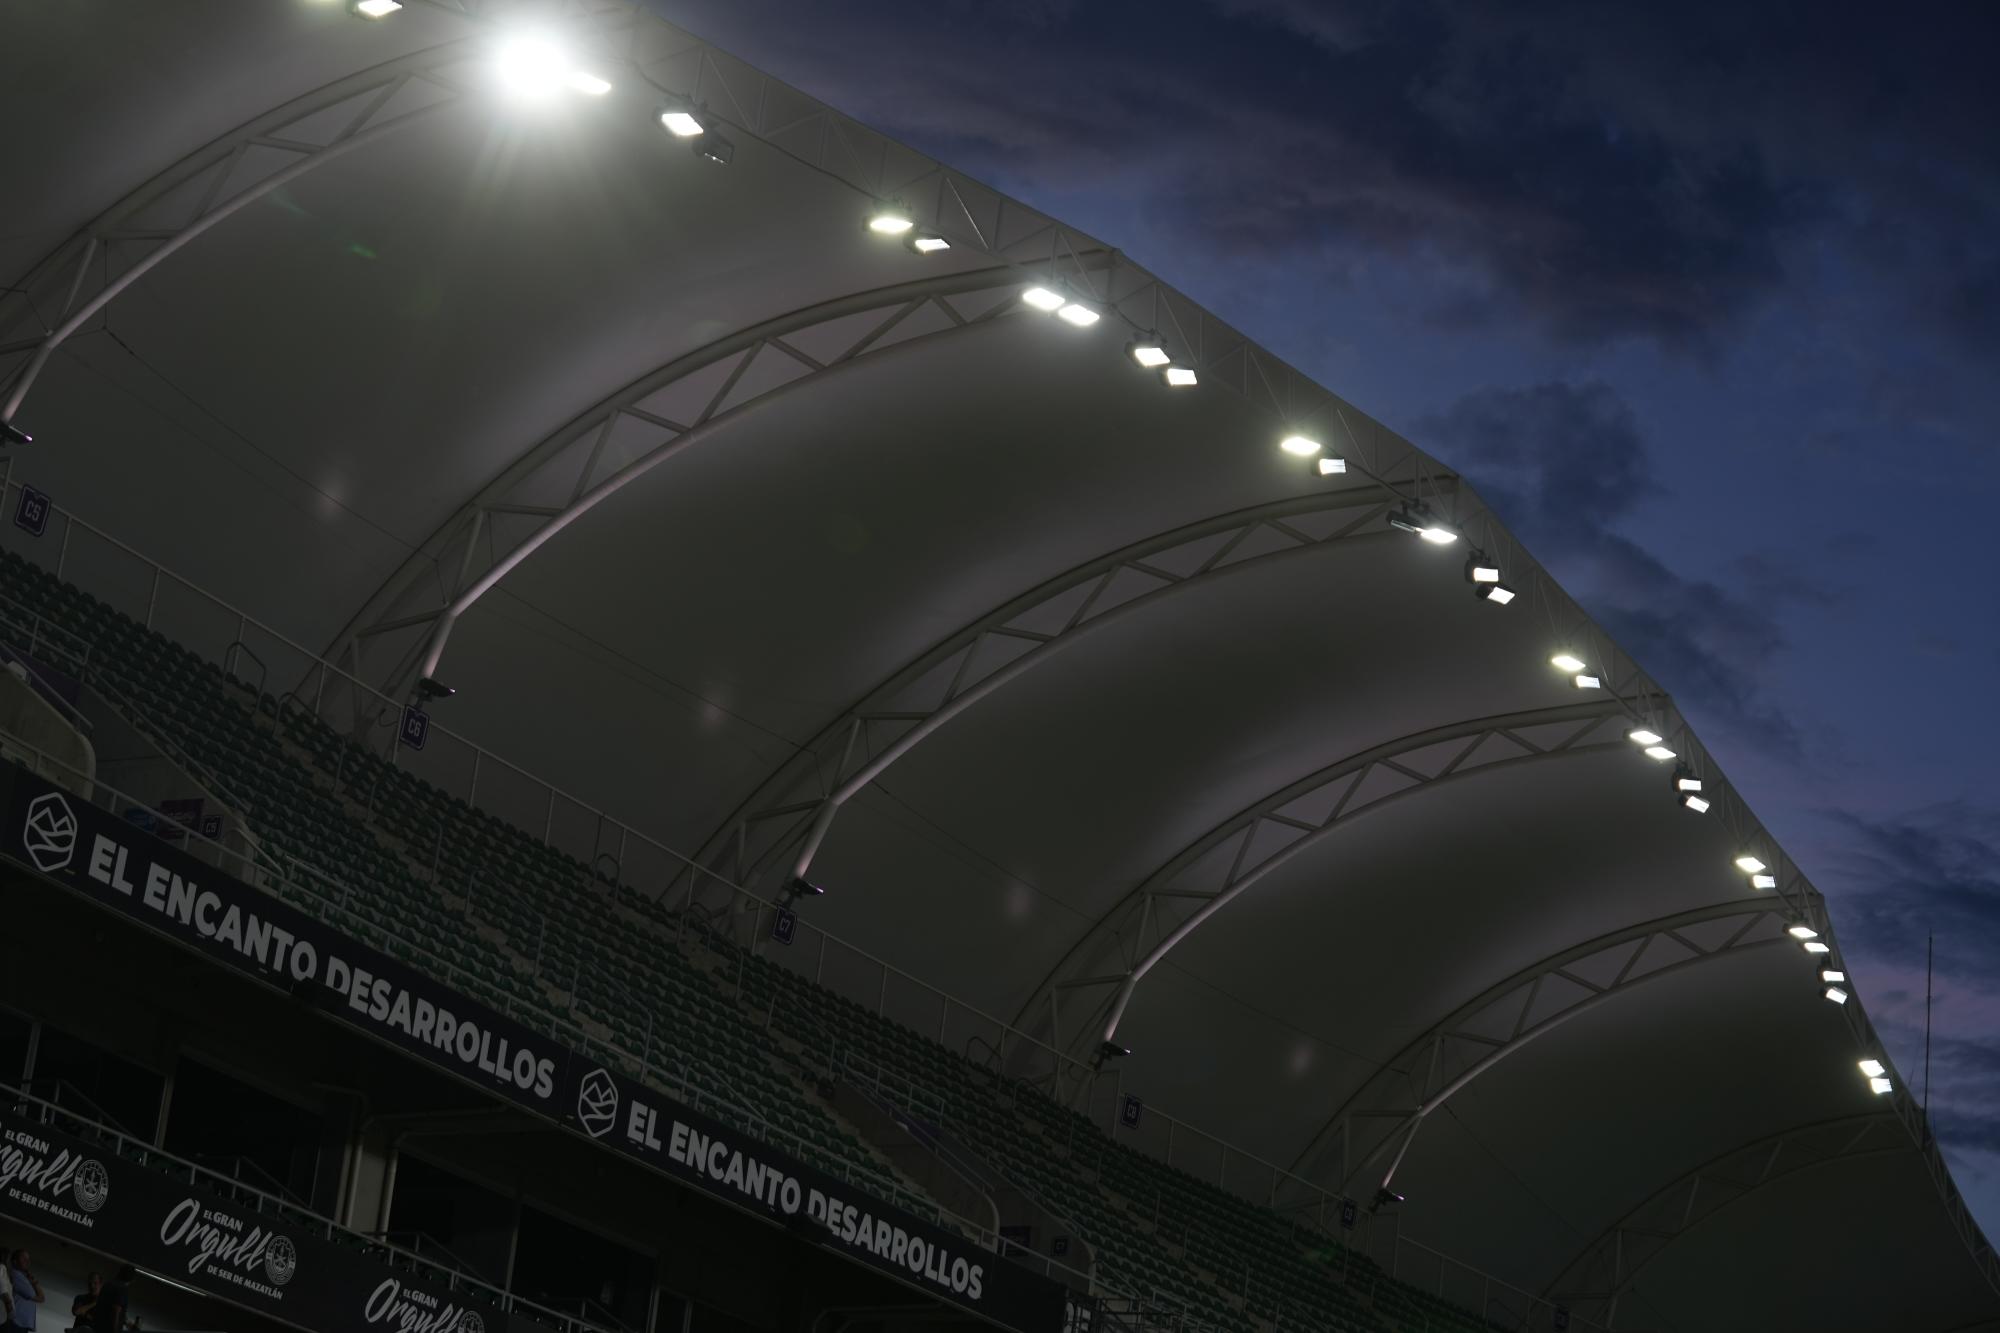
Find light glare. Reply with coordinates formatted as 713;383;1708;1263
1858;1059;1886;1078
1550;653;1587;672
661;110;705;136
352;0;403;15
1419;525;1459;545
1056;302;1101;327
1130;343;1170;368
1022;287;1066;311
1318;457;1348;475
496;35;572;97
1629;729;1663;746
868;213;916;235
1735;855;1768;874
568;70;612;95
1280;435;1322;456
1644;745;1676;761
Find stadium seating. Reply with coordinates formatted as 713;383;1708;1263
0;550;1515;1333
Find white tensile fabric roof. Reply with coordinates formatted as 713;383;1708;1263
3;3;1994;1328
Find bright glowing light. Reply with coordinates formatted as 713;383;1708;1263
1751;873;1777;890
1825;986;1849;1004
868;212;915;235
1129;343;1170;368
909;234;951;253
1419;524;1459;545
1574;673;1602;689
1822;969;1846;983
1803;940;1830;953
1163;365;1198;387
661;110;705;136
496;35;573;98
1676;776;1702;792
1550;653;1587;673
1682;794;1710;812
1022;287;1066;311
1280;434;1323;457
1788;925;1819;940
1869;1076;1893;1095
1735;855;1768;874
1318;457;1348;476
351;0;403;16
1468;562;1501;584
1643;745;1676;761
568;70;611;95
1056;302;1101;327
1629;729;1663;746
1483;584;1516;605
1858;1059;1886;1078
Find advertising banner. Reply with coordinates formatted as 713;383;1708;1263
0;1105;528;1333
0;765;1069;1333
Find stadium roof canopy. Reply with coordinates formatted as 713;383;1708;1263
5;3;1996;1329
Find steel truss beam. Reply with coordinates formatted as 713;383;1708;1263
1008;699;1657;1073
1543;1112;1909;1329
324;259;1104;698
685;483;1446;892
0;38;498;422
1286;898;1793;1195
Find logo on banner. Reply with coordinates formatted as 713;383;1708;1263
577;1067;619;1138
265;1235;298;1286
22;790;77;872
72;1157;109;1212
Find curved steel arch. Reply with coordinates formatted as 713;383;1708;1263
324;258;1110;697
684;483;1440;891
0;33;498;423
1543;1112;1908;1329
1004;698;1654;1072
1284;898;1791;1196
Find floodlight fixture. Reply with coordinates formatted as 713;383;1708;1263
350;0;403;16
1162;365;1199;388
693;134;735;165
1751;873;1777;890
495;34;573;98
1099;1040;1132;1061
1466;557;1502;585
1643;745;1677;762
0;423;29;446
1388;504;1457;544
1869;1075;1893;1095
1735;855;1768;875
1318;457;1348;476
1129;340;1171;368
416;677;455;702
867;207;916;236
1858;1058;1886;1079
660;109;706;137
1022;286;1066;312
907;232;950;254
1825;986;1849;1004
1279;434;1323;457
1673;767;1702;793
1629;729;1663;747
1802;940;1830;954
1056;301;1101;327
1682;794;1710;813
1480;583;1516;605
1550;652;1587;673
1574;673;1602;690
1787;924;1819;940
1821;969;1846;984
568;70;612;96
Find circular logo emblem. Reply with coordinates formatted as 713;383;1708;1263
576;1067;619;1139
458;1313;485;1333
23;791;78;874
264;1235;297;1287
72;1158;109;1213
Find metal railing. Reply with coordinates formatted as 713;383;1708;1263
0;476;1607;1330
0;1081;616;1333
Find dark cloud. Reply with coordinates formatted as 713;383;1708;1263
1824;803;2000;983
660;0;2000;352
1416;381;1807;752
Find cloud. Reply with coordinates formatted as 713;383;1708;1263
657;0;2000;353
1416;380;1809;751
1824;803;2000;984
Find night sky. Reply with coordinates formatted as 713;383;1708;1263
653;0;2000;1229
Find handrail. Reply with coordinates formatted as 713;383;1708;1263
0;519;1614;1330
0;1081;617;1333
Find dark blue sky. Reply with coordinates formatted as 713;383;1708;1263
656;0;2000;1227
